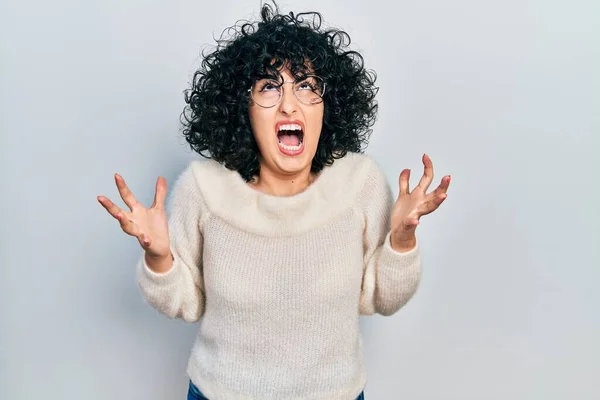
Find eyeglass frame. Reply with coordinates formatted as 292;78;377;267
247;74;327;108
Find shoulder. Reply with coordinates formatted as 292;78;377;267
333;152;393;214
173;157;255;217
324;151;390;198
166;158;228;214
175;157;235;190
337;151;387;181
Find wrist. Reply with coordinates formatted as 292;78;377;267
144;251;174;274
390;232;417;253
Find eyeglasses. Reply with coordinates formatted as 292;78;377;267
249;74;326;108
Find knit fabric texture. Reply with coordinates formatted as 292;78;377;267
136;152;422;400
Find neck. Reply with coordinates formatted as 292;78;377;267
250;167;315;197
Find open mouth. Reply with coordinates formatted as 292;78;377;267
276;121;304;155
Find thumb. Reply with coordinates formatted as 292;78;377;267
402;217;419;230
138;232;152;249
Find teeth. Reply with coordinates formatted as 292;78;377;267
278;124;302;131
278;141;304;151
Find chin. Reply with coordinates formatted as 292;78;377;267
273;151;314;174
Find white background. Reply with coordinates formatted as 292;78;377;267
1;0;598;398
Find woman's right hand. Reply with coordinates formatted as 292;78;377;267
97;174;171;260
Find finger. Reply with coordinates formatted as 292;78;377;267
115;173;140;211
416;153;434;193
398;169;411;196
116;211;143;237
97;196;126;219
419;192;448;216
431;175;451;196
151;176;167;209
98;195;142;234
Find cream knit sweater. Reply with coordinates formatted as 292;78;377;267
136;152;421;400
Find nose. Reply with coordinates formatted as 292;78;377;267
277;81;298;116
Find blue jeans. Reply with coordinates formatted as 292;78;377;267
188;381;365;399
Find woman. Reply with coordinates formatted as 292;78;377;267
98;3;450;399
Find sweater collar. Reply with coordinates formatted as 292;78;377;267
195;152;372;237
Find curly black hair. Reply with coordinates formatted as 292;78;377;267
181;1;378;182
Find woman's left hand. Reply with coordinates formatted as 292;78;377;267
390;153;451;252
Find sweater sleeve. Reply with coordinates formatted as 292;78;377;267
135;163;206;323
358;160;422;316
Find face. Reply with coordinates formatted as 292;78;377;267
248;66;324;180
